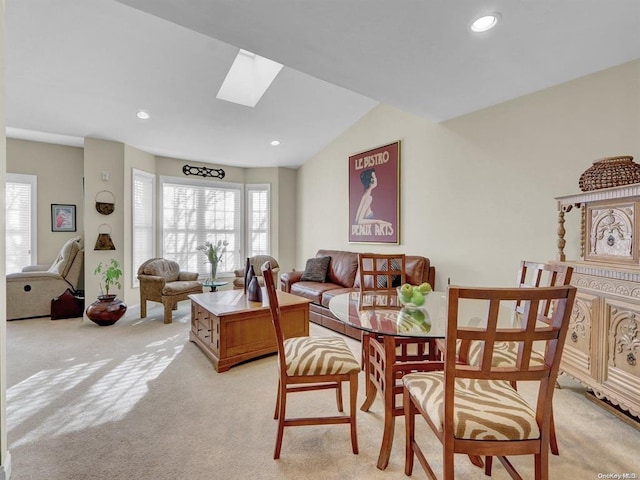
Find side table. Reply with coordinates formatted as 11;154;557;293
202;280;228;292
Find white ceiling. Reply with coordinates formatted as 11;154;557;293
6;0;640;168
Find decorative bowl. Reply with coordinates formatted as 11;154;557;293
396;286;428;310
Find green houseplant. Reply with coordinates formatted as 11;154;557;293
87;258;127;326
94;258;123;298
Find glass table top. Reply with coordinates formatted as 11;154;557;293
328;290;448;338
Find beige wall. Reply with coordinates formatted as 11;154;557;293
124;145;156;304
296;60;640;290
83;139;126;307
7;139;84;263
0;3;7;475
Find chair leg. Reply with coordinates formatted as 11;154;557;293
349;373;359;454
273;379;281;420
140;299;147;318
163;299;174;324
404;388;415;476
484;456;493;476
335;381;344;412
550;406;559;455
273;381;287;460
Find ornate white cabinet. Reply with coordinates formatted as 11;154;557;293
556;183;640;418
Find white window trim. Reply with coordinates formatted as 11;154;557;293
246;183;271;257
6;173;38;267
131;168;156;288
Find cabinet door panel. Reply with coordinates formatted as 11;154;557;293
561;291;597;380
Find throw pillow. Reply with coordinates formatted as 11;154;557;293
300;256;331;283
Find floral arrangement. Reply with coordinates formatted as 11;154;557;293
196;239;229;266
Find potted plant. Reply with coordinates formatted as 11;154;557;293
94;258;123;299
86;258;127;326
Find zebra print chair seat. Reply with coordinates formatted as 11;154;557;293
262;263;361;460
403;372;539;441
403;284;576;480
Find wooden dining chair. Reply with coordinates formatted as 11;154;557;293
454;261;573;460
403;284;576;480
261;263;361;459
357;253;440;470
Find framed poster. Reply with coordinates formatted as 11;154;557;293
349;141;400;244
51;204;76;232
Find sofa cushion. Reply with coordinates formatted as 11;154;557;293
291;282;343;304
317;249;359;288
320;287;356;308
48;236;82;277
300;256;331;282
406;256;429;286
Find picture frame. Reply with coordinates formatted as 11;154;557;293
348;141;400;244
51;204;76;232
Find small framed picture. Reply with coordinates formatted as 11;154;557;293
51;204;76;232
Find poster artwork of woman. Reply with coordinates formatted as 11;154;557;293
354;168;392;234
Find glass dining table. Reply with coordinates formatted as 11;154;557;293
329;289;449;470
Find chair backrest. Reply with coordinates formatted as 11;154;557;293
137;258;180;282
262;263;287;369
250;255;279;274
444;285;576;428
357;253;406;291
515;261;573;316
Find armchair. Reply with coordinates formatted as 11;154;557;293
232;255;279;289
7;236;84;320
137;258;203;324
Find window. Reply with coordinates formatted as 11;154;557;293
132;169;156;287
6;173;37;274
246;184;270;257
160;176;242;278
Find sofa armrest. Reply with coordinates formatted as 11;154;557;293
280;270;303;293
21;264;51;273
233;268;245;278
178;272;198;281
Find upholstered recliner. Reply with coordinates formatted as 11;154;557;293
232;255;279;289
7;236;84;320
137;258;203;324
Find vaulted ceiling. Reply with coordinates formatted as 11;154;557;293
6;1;640;168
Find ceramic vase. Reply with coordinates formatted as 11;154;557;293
86;294;127;326
245;264;256;294
247;274;262;302
243;257;251;294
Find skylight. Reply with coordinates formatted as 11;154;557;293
216;49;283;107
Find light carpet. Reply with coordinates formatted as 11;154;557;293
6;301;640;479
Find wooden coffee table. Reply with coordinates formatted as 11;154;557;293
189;289;310;372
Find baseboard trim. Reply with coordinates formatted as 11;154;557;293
0;451;12;480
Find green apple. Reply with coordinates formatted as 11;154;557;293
410;289;425;306
410;310;431;332
418;282;432;294
400;283;413;300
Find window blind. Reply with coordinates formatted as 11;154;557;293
132;169;156;287
161;177;242;278
246;185;270;257
6;173;37;273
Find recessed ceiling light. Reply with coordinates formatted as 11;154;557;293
270;140;280;146
470;13;500;33
136;110;150;120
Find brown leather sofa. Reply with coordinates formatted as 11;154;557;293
280;249;436;339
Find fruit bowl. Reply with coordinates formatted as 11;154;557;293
396;283;431;310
